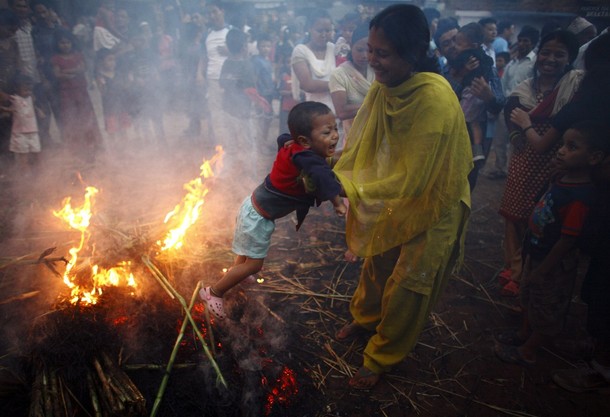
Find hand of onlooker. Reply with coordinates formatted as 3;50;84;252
510;108;531;129
465;56;480;71
471;76;493;103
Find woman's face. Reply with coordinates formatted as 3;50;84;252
351;36;369;70
367;26;412;87
308;17;333;49
536;39;570;78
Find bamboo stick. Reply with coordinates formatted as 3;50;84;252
150;281;201;417
141;255;226;388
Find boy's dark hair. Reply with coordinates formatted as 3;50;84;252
518;25;540;46
570;120;610;155
497;20;513;34
459;22;484;46
226;28;247;55
0;9;19;27
256;31;272;44
496;51;511;63
288;101;332;139
478;17;497;27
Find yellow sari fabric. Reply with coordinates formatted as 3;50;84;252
334;72;472;257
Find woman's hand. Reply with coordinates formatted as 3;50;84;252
510;108;531;130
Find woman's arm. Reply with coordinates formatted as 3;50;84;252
510;107;561;153
292;60;330;93
331;90;360;121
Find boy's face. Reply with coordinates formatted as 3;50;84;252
257;40;272;58
556;129;600;171
17;84;33;98
482;23;497;44
496;56;507;70
454;32;475;54
300;113;339;158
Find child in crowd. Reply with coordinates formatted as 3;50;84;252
1;74;42;176
51;29;102;159
450;22;494;162
495;51;510;78
95;48;131;143
200;101;347;319
494;120;610;366
251;32;276;141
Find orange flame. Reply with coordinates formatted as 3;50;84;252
158;146;224;251
53;187;137;305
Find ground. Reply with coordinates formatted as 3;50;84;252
0;114;609;417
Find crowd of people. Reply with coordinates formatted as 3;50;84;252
1;0;609;395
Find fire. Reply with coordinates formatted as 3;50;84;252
263;366;299;415
53;187;137;305
158;146;224;252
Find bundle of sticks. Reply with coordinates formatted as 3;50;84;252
29;352;145;417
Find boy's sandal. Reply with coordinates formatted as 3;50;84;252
495;343;535;367
199;286;226;319
349;366;381;390
501;280;520;297
552;366;610;393
493;329;526;346
335;321;367;342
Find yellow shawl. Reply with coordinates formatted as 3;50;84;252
334;72;472;257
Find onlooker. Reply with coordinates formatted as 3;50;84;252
334;12;359;66
478;17;497;64
250;32;275;140
276;44;297;136
0;9;21;158
436;17;505;190
567;16;598;47
495;51;510;78
329;22;373;145
291;8;336;112
51;29;103;160
494;121;609;366
1;74;41;176
204;1;230;145
498;30;582;297
333;5;471;389
450;22;494;163
493;20;514;54
483;25;539;182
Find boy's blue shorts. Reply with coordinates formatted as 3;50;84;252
232;197;275;259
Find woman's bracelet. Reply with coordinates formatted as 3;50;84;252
522;125;533;133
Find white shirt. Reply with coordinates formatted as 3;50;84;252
205;27;229;80
502;49;537;96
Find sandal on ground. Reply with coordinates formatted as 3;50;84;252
495;343;535;367
349;366;381;390
501;280;520;297
199;286;226;319
552;366;610;393
493;329;527;346
335;321;367;341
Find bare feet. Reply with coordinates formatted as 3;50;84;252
349;366;381;390
335;321;366;341
344;250;358;263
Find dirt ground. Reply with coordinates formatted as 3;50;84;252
1;122;609;417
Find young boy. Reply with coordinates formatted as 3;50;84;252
200;101;347;319
495;51;510;78
450;22;494;162
1;74;43;177
494;120;610;366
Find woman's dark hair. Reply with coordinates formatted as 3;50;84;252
347;22;369;63
538;29;580;65
370;4;439;73
306;8;332;31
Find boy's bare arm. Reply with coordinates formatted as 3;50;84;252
528;236;577;283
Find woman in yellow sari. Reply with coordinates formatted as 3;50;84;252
333;4;472;389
